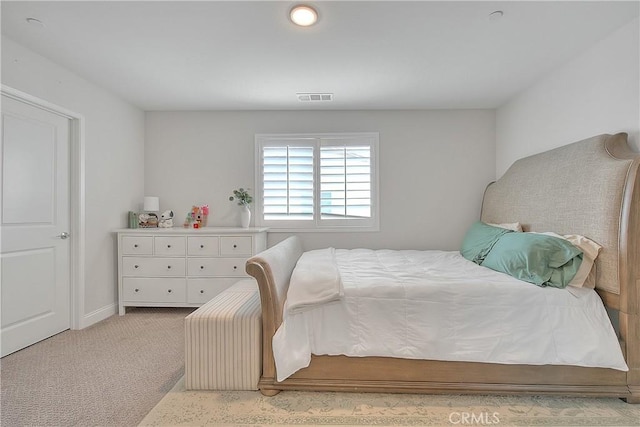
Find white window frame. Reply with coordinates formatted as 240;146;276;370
255;132;379;232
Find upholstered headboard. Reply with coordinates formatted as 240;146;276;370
481;133;639;302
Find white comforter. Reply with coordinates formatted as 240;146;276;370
273;249;628;381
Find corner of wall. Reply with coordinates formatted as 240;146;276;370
495;17;639;177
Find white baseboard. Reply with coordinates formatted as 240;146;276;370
81;303;117;329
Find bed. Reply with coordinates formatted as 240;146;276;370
246;133;640;402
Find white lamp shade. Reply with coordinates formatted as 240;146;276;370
143;196;160;212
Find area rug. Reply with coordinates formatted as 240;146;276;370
139;377;640;426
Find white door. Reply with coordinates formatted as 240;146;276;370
1;94;71;357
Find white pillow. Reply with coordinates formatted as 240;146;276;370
533;232;601;289
563;234;601;289
486;222;523;232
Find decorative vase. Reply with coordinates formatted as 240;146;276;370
240;204;251;228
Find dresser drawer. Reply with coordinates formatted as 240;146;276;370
220;236;252;256
122;257;186;277
121;236;153;255
154;236;186;256
122;278;186;303
187;278;237;303
187;258;246;277
187;236;219;256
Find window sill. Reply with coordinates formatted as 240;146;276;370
260;226;380;233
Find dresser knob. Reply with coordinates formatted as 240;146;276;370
233;244;237;249
167;244;171;248
200;244;204;248
168;289;172;293
134;244;138;248
167;265;171;269
233;265;238;270
134;288;139;292
200;290;204;294
134;265;139;269
200;266;204;269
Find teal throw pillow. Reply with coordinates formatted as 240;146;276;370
481;232;583;288
460;221;513;264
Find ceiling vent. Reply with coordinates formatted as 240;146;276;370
297;93;333;102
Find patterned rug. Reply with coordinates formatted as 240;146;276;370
140;377;640;426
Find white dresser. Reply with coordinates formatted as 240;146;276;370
116;227;267;315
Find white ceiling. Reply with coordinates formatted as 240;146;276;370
1;1;638;111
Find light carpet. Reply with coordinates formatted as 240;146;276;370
140;377;640;426
1;307;194;427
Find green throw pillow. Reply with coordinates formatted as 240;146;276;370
481;232;583;288
460;221;513;264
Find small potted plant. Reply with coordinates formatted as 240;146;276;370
229;188;252;228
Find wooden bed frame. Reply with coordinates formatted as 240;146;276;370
246;133;640;402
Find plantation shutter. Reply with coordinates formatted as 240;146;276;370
256;133;378;231
320;142;372;219
262;144;314;220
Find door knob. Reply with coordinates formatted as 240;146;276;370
57;232;70;239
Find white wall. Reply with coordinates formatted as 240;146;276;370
496;17;640;177
1;38;146;325
145;110;495;250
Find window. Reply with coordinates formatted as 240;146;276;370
255;133;379;231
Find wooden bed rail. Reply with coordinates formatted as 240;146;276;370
620;147;640;402
245;236;303;395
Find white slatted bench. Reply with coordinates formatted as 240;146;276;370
184;279;261;390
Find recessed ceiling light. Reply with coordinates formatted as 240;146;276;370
488;10;504;21
290;5;318;27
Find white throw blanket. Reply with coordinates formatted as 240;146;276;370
285;248;344;314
